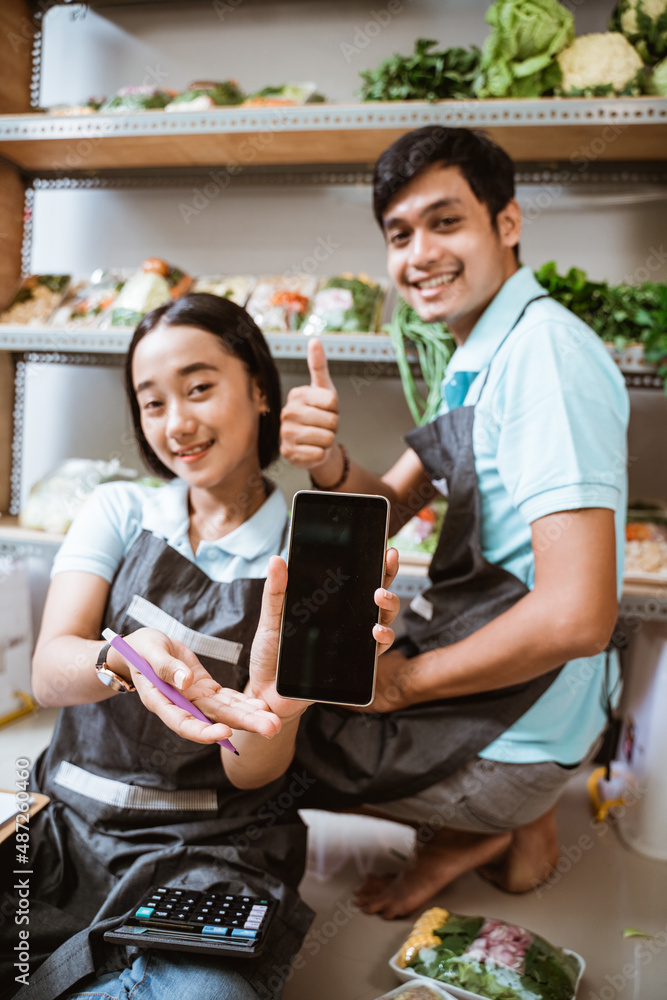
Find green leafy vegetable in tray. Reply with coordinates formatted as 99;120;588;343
398;908;580;1000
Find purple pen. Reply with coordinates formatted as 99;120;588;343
102;628;239;755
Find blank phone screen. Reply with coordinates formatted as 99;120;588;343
276;491;389;705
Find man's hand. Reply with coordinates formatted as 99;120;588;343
352;646;415;713
280;337;341;476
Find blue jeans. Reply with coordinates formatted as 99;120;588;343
62;952;261;1000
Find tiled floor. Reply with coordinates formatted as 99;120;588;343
2;708;667;1000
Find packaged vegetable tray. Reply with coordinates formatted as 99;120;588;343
242;82;324;106
301;273;386;334
107;258;192;328
376;981;457;999
389;498;447;567
99;85;177;113
49;269;128;328
390;908;585;1000
192;275;255;306
245;275;318;332
0;274;71;326
165;80;245;111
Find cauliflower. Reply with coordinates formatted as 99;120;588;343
557;32;644;94
611;0;667;63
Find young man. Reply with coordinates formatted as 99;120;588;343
280;126;629;919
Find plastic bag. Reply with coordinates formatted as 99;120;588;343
19;458;143;535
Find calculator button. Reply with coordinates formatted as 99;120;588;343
135;907;154;919
202;925;228;936
231;928;257;939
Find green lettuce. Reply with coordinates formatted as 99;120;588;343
359;39;481;101
474;0;574;98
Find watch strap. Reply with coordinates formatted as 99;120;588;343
95;639;136;693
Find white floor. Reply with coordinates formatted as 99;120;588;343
2;708;667;1000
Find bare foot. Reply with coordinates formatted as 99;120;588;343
356;827;512;919
478;806;559;893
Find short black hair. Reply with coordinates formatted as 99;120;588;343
125;293;281;479
373;125;516;230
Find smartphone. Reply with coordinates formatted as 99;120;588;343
276;490;390;706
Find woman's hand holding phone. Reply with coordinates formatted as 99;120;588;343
115;627;282;745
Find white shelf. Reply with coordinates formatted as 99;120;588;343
0;326;397;362
1;99;666;174
0;326;661;385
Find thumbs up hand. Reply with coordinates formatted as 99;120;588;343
280;338;341;475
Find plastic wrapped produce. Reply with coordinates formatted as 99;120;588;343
0;275;70;326
376;983;456;999
99;85;177;112
301;274;386;334
242;82;325;105
49;269;127;328
389;498;447;567
245;276;317;332
625;511;667;581
18;458;161;535
108;258;192;327
392;908;584;1000
165;80;245;111
191;275;255;305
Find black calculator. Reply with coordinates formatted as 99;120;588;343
104;885;277;958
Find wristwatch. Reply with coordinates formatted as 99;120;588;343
95;641;136;693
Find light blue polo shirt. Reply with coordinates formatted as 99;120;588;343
436;266;629;764
51;478;288;584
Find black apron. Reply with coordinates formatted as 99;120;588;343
0;527;312;1000
293;295;563;809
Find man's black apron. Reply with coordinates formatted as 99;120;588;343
0;528;313;1000
293;295;564;809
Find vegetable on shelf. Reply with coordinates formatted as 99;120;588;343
556;32;644;95
165;80;245;111
610;0;667;64
534;262;667;392
359;39;481;102
473;0;574;98
386;297;456;426
99;85;178;113
0;275;71;326
108;258;192;328
642;52;667;91
245;276;318;332
389;499;448;565
242;82;325;106
191;275;255;305
301;274;386;335
49;269;127;329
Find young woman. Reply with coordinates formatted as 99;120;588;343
0;292;399;1000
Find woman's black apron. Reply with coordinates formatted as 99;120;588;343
293;295;564;809
0;527;313;1000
